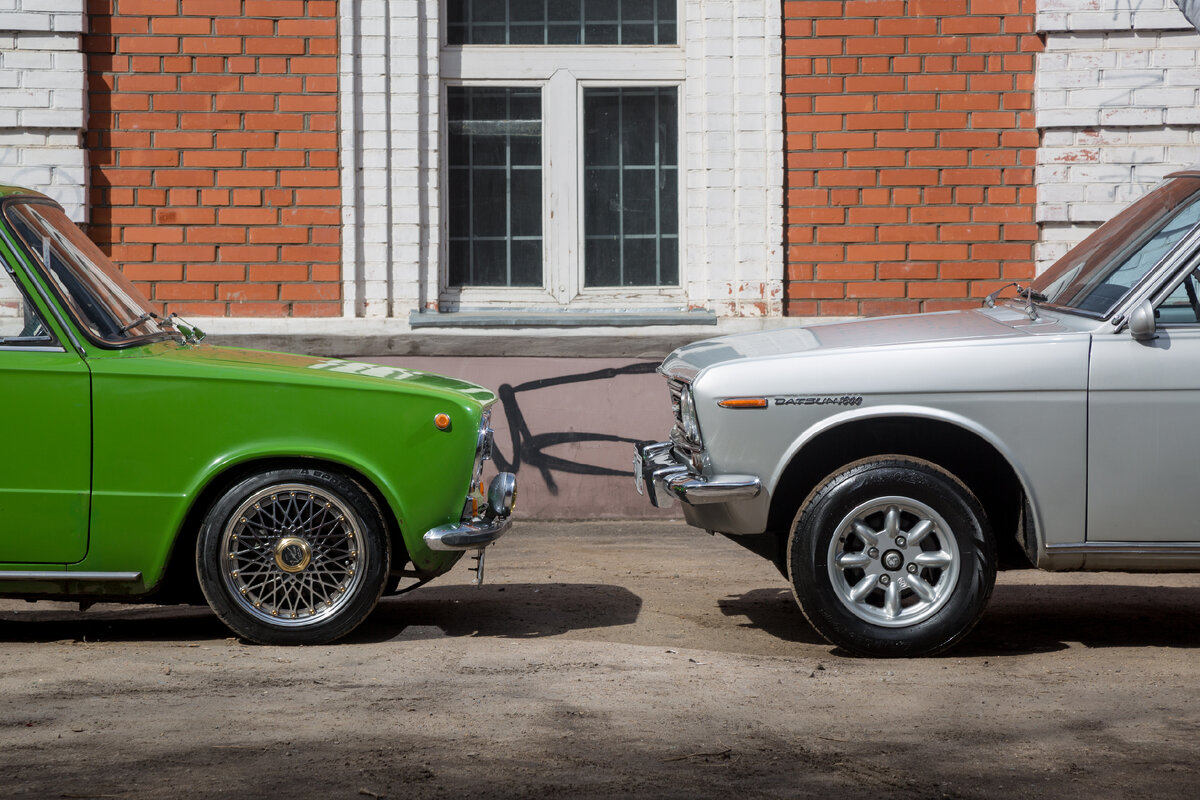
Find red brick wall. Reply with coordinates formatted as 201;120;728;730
783;0;1042;317
84;0;340;318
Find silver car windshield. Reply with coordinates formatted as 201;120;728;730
1030;176;1200;317
3;200;171;345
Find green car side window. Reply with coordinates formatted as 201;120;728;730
0;259;54;347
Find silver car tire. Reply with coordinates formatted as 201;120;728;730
787;456;996;657
196;467;390;645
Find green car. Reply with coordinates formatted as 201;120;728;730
0;186;516;645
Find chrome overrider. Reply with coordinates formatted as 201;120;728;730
634;441;761;508
423;472;517;551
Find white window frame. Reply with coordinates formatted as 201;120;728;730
439;28;688;309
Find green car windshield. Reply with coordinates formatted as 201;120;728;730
1030;176;1200;317
3;199;172;345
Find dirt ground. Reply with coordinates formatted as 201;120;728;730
3;520;1200;799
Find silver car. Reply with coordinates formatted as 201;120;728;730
636;167;1200;656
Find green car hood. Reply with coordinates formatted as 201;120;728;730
100;342;498;407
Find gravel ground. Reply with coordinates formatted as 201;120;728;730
2;520;1199;799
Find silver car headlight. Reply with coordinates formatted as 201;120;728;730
679;386;702;445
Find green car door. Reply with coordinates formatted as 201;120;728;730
0;230;90;565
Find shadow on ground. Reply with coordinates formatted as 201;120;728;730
958;582;1200;656
719;582;1200;657
2;580;1200;654
717;587;826;645
0;583;643;645
352;582;642;643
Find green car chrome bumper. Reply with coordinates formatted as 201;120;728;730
423;472;517;551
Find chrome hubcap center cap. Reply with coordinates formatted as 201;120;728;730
882;550;904;571
274;537;312;573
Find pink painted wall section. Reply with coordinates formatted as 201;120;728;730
372;356;682;521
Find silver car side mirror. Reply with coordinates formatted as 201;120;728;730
1129;299;1157;342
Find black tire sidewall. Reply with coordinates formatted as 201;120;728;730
788;458;995;657
196;467;390;646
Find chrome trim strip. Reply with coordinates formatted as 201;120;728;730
0;345;66;353
0;571;142;581
1046;542;1200;556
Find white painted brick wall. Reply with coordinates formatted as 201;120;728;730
0;2;86;220
340;0;784;322
685;0;784;317
1036;0;1200;271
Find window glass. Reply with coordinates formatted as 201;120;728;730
583;86;678;287
1156;268;1200;325
447;87;543;288
448;0;676;45
5;201;168;344
0;252;52;346
1032;177;1200;317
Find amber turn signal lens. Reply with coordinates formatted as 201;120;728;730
434;413;452;430
717;397;768;409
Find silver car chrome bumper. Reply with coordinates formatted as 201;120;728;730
424;472;517;551
634;441;762;508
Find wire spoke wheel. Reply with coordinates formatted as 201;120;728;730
221;483;368;627
197;468;389;645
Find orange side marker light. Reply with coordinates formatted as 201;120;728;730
718;397;768;409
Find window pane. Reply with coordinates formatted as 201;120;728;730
583;86;679;288
446;87;543;288
447;0;677;45
0;265;51;343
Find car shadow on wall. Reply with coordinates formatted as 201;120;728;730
352;583;643;643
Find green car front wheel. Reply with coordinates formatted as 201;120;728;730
196;467;391;645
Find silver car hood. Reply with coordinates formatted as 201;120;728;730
663;306;1070;380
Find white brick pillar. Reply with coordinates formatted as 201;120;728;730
0;0;86;221
1036;0;1200;271
339;0;439;319
684;1;785;317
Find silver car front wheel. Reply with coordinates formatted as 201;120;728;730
788;456;995;657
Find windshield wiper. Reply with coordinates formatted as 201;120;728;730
1017;286;1048;302
982;282;1044;320
117;312;155;335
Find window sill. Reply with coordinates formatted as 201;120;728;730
408;309;717;329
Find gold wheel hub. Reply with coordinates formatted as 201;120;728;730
274;537;312;573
